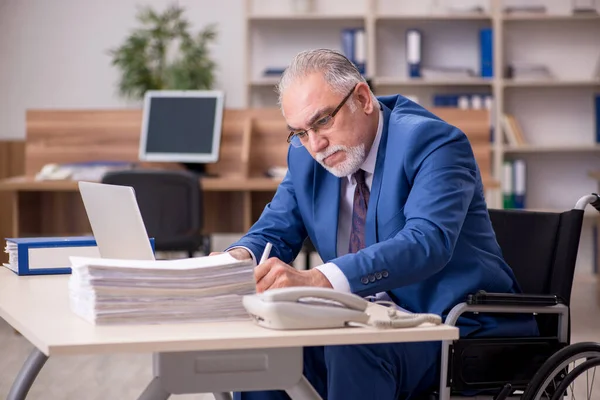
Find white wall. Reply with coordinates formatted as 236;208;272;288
0;0;245;140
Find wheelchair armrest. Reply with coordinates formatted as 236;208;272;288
444;297;570;343
466;290;560;307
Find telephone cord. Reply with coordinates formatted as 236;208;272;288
369;300;442;329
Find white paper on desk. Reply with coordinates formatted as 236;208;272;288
67;252;257;325
69;252;250;270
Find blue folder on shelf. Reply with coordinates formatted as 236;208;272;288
480;28;493;78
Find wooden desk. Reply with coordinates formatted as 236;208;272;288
0;268;458;399
0;175;281;192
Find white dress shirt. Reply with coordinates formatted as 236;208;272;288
314;108;384;293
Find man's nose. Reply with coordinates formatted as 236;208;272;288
308;131;328;153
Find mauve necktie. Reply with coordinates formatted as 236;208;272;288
348;169;370;253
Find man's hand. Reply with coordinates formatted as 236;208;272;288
254;257;333;293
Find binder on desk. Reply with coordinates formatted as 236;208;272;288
3;236;100;275
3;236;155;276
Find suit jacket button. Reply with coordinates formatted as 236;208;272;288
368;274;376;282
375;272;382;280
382;270;389;278
361;276;369;284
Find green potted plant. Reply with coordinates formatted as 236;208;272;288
108;3;217;100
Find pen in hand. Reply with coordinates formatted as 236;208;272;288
259;242;272;265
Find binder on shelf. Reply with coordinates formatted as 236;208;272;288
485;95;494;142
502;161;514;209
501;114;527;146
433;93;493;109
341;27;366;75
406;29;422;78
479;28;493;78
513;159;527;209
353;28;366;75
3;236;155;276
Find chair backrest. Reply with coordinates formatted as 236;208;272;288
488;208;585;338
101;169;203;252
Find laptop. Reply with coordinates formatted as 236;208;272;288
78;181;156;261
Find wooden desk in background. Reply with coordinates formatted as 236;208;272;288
0;107;498;264
0;175;283;244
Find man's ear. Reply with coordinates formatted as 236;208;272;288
355;82;374;114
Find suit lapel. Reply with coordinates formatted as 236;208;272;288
366;103;391;246
313;166;341;262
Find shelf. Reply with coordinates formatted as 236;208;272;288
248;14;365;22
503;79;600;88
502;145;600;154
244;0;600;213
375;77;493;87
375;13;491;21
502;13;600;21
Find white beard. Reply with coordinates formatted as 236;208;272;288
316;143;366;178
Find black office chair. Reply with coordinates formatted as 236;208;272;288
436;193;600;400
101;168;210;258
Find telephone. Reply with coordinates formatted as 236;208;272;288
36;163;73;180
242;287;443;330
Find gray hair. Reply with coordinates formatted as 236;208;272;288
275;49;375;108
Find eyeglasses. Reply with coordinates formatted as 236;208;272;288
286;84;357;148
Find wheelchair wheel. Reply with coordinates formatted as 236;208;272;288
548;356;600;400
521;342;600;400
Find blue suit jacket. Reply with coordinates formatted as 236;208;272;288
231;95;538;338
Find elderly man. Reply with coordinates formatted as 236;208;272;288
224;49;538;400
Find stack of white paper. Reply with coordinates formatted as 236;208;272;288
68;253;256;325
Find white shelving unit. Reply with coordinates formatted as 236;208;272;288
243;0;600;272
244;0;600;207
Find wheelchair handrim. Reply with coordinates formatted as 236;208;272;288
532;351;600;400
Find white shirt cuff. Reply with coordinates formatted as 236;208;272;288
315;262;351;293
227;246;257;266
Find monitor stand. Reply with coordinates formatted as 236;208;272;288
181;163;218;178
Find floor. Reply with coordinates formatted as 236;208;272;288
1;273;599;400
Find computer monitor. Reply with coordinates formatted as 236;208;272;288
138;90;225;174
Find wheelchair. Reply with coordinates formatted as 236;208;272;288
436;193;600;400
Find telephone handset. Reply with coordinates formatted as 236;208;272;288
243;287;370;330
242;287;443;330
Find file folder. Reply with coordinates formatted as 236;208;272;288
479;28;493;78
4;236;100;275
513;159;527;209
3;236;155;276
406;29;422;78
